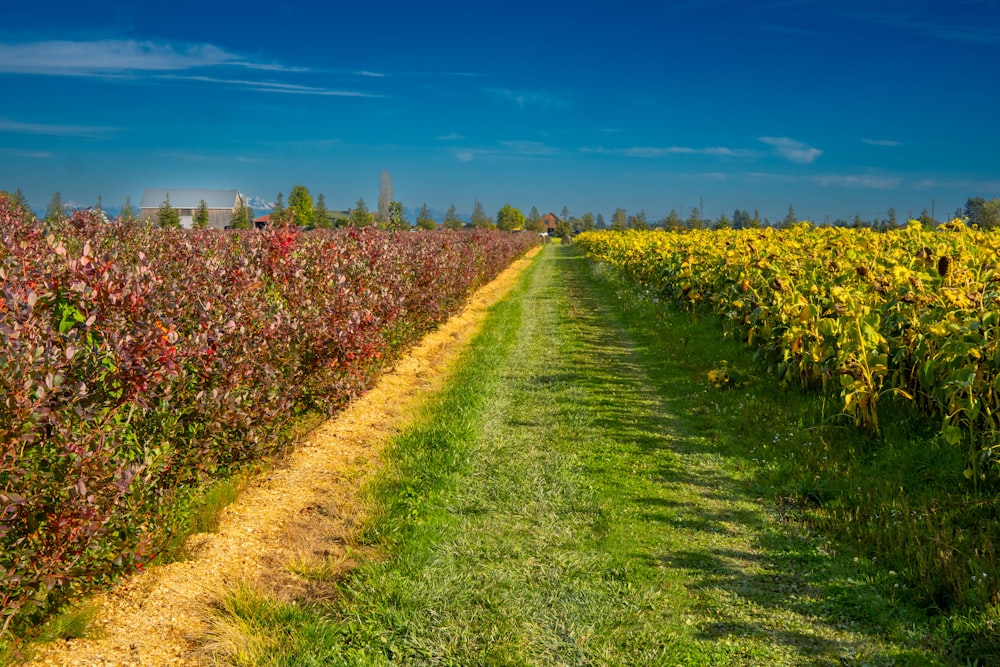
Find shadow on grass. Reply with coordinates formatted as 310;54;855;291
544;246;938;665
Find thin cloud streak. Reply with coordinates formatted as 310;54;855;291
813;174;902;189
0;40;247;75
862;137;902;147
487;88;569;111
158;75;383;97
0;147;53;158
759;136;822;164
745;170;902;189
0;117;117;138
453;140;560;162
580;145;759;158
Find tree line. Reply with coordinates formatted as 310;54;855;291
7;182;999;233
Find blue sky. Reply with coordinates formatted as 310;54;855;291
1;0;998;223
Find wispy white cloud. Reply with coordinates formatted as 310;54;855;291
862;137;902;147
0;147;53;158
437;132;465;141
487;88;569;111
744;170;901;189
745;171;800;183
758;136;822;164
0;117;117;138
0;40;250;76
579;145;759;158
158;75;383;97
913;177;1000;191
813;174;902;189
497;140;559;156
674;171;731;181
452;140;560;162
0;39;392;103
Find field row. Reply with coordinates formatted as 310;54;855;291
577;223;1000;484
0;197;536;633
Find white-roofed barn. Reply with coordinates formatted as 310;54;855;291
139;189;244;229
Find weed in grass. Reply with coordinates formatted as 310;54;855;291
34;602;98;643
159;478;243;563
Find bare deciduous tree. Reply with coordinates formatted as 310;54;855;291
378;170;393;224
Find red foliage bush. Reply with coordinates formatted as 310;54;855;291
0;196;535;632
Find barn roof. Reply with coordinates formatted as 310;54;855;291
140;189;240;210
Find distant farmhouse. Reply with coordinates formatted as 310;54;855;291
539;212;562;235
140;189;244;229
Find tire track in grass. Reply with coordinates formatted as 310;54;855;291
214;244;941;665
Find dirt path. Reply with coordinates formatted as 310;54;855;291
28;247;539;667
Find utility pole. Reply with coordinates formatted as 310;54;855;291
932;199;936;221
699;196;704;226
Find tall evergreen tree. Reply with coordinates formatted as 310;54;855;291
663;209;682;230
782;204;797;228
194;199;210;229
12;188;31;216
470;198;491;228
270;193;286;225
416;203;436;230
687;207;702;229
349;198;374;227
443;204;463;230
229;194;251;229
628;209;649;230
732;209;750;229
611;208;628;231
314;193;333;229
157;193;180;228
525;206;543;232
45;192;67;223
120;195;138;223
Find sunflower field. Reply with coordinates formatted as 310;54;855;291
577;222;1000;485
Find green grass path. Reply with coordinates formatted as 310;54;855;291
214;245;944;666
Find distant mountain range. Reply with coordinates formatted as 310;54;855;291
244;195;274;213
